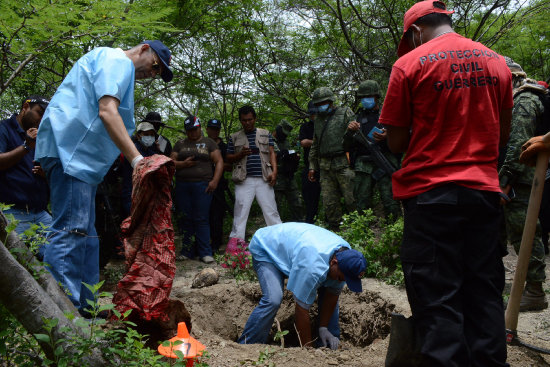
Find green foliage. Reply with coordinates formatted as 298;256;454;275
338;210;404;286
255;346;276;366
273;329;289;345
0;0;175;109
0;282;210;366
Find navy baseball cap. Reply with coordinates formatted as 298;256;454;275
142;40;173;82
23;95;49;110
207;119;222;129
184;115;201;130
335;249;367;293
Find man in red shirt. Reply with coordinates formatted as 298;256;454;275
380;1;513;366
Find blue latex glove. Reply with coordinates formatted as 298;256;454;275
319;327;339;350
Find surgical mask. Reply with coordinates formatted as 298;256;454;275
361;97;376;110
317;104;332;114
141;135;155;147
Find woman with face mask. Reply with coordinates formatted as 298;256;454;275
120;122;162;217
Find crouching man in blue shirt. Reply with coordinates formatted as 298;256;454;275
238;222;367;349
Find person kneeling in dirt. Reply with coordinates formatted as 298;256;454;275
237;222;367;349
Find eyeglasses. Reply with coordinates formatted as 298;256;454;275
152;53;161;71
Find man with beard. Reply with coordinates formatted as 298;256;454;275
0;95;52;258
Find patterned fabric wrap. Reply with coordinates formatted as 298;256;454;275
113;155;176;321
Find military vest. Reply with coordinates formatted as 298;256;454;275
314;106;353;158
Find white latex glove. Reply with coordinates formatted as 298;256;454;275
319;327;339;350
131;155;144;169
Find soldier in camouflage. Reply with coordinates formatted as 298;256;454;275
308;87;355;230
300;101;322;223
274;119;304;221
343;80;401;219
499;57;548;311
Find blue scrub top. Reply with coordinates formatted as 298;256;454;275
35;47;136;185
249;222;350;305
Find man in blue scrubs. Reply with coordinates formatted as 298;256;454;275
35;40;173;316
238;222;367;349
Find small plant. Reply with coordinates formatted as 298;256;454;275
215;243;256;282
273;330;288;345
338;210;404;285
255;346;276;366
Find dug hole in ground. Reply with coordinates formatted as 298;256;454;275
102;244;550;367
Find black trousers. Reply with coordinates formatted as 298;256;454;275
402;185;508;367
301;168;321;224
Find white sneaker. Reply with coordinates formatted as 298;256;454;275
176;254;189;261
201;256;215;264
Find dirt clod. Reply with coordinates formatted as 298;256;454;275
191;267;219;288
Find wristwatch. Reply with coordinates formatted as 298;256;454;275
22;142;30;152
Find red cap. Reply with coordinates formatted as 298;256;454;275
397;1;454;57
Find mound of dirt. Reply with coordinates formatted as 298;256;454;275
101;248;550;367
172;281;393;349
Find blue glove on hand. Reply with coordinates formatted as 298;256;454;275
319;327;339;350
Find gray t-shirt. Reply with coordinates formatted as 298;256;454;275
173;136;219;182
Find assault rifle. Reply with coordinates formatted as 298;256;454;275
352;130;396;176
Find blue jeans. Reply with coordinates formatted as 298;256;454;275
4;207;52;259
41;158;99;311
175;181;213;258
238;260;340;344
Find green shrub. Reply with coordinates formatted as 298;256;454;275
338;210;404;286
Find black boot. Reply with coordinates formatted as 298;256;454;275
519;281;548;312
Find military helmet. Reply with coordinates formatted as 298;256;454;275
307;100;317;115
357;80;381;97
312;87;336;105
504;56;526;76
277;119;293;136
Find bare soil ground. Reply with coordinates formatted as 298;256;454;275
102;241;550;367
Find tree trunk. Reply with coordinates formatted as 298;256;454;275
0;212;77;315
0;212;108;366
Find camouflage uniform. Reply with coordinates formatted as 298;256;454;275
309;88;355;230
274;120;304;221
499;87;547;283
343;109;401;219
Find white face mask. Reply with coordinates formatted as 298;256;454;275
141;135;155;147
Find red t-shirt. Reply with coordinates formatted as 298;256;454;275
380;33;513;200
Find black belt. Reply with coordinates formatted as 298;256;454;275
11;204;44;213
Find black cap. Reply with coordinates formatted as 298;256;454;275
23;95;49;110
184;115;201;130
142;40;173;82
207;119;222;129
142;111;162;124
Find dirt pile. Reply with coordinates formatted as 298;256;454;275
173;282;393;348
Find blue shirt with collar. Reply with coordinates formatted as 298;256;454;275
0;114;49;210
35;47;136;185
249;222;349;306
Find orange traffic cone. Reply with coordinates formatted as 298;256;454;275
158;322;206;366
